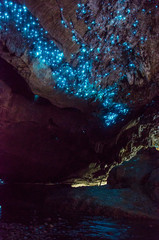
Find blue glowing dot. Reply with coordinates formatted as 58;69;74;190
0;179;4;184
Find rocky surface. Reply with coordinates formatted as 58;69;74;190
0;58;102;183
45;186;159;220
145;168;159;202
0;57;158;186
0;0;159;114
108;149;159;205
1;184;159;221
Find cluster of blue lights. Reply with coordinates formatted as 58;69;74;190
0;179;4;184
77;0;157;80
1;0;156;126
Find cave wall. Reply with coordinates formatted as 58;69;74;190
0;0;159;185
0;58;101;183
0;57;158;185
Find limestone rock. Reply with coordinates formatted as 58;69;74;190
146;168;159;202
108;149;159;189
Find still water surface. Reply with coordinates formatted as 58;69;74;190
0;185;158;240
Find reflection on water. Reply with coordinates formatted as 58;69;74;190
0;185;159;240
81;218;128;239
0;214;159;240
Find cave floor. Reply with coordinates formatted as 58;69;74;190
0;184;159;240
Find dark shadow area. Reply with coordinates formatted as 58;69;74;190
0;57;34;100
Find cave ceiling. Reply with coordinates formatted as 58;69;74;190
0;0;158;126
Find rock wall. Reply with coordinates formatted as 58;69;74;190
0;0;159;185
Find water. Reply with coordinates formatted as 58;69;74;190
0;215;159;240
0;185;159;240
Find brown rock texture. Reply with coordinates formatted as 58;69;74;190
0;0;159;111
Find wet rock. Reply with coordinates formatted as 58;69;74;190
108;149;159;189
146;168;159;202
